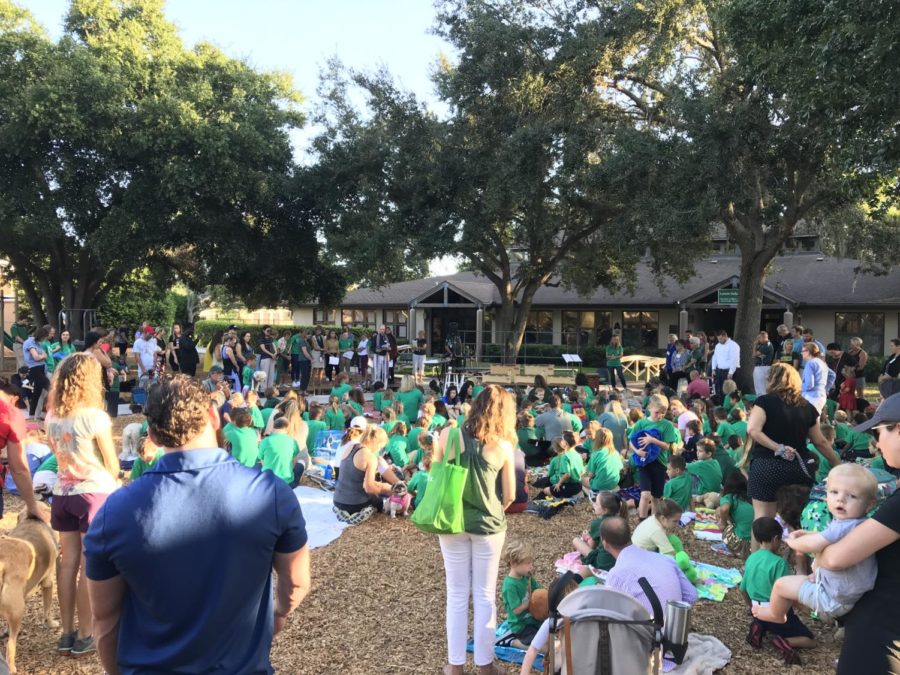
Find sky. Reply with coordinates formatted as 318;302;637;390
21;0;460;274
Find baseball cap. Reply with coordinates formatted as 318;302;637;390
143;325;155;334
854;393;900;433
209;365;223;373
349;416;368;430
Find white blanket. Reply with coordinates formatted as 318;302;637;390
293;486;349;550
665;634;731;675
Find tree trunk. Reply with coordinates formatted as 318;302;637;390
492;287;538;365
733;252;768;393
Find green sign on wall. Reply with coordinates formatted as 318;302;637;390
718;288;739;305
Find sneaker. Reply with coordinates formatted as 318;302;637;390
71;635;96;656
56;631;77;652
746;620;764;649
771;635;801;665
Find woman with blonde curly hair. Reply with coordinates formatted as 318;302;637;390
435;384;515;675
45;353;119;655
747;363;839;546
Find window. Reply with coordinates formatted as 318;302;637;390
561;311;612;348
524;310;553;345
622;311;659;348
835;312;884;354
384;309;408;339
313;309;337;325
594;311;613;346
341;309;377;329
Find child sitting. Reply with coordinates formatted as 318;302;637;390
406;451;432;508
687;439;723;505
533;437;585;498
582;428;622;494
325;395;346;431
519;575;581;675
776;484;814;576
729;407;748;442
260;417;302;485
726;434;744;465
632;498;682;556
806;423;836;483
516;412;542;464
305;405;328;454
130;436;164;481
380;406;397;433
711;406;734;442
573;491;627;573
224;408;260;469
246;390;265;432
386;421;411;472
681;419;702;463
753;463;878;624
662;455;692;511
502;539;543;649
717;472;753;559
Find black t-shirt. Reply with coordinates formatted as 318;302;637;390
885;354;900;379
750;394;819;460
413;338;427;355
258;336;274;360
840;491;900;664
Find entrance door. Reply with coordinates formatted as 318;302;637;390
430;308;477;356
691;308;737;336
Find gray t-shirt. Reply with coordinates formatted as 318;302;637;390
534;409;572;442
819;517;877;605
598;412;628;452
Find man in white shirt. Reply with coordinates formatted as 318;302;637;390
711;330;740;397
133;326;159;386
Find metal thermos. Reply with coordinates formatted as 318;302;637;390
663;600;691;647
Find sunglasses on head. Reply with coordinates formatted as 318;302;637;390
872;423;899;440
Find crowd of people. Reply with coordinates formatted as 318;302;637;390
2;315;900;674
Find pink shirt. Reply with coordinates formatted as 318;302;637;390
687;378;710;399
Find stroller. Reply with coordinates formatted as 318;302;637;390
542;573;690;675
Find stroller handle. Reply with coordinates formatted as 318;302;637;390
638;577;664;627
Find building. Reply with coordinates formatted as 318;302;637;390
292;242;900;358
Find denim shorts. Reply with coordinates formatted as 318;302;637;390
799;579;853;620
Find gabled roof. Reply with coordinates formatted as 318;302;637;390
325;254;900;308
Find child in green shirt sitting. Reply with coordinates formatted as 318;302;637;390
130;437;164;481
224;408;260;469
305;405;328;453
687;439;723;505
741;518;816;664
582;428;622;493
533;437;585;498
717;472;753;559
325;395;346;431
662;455;692;511
259;417;301;485
501;539;543;649
573;492;627;573
386;422;411;471
406;451;432;508
241;354;258;394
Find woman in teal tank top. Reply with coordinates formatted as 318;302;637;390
435;385;516;675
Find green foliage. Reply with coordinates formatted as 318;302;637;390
865;356;885;383
0;0;338;330
96;272;177;328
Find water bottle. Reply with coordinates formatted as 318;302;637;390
324;465;333;480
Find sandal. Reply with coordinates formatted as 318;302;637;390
443;666;464;675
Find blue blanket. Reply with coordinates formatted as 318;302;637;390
466;621;544;671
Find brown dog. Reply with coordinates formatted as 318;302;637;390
0;504;58;674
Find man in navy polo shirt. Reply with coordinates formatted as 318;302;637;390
84;376;310;674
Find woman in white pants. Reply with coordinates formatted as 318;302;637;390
412;330;428;383
434;385;516;675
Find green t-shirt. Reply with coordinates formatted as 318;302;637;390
430;413;447;431
372;392;384;411
825;398;838;422
721;494;754;541
549;449;584;485
10;323;29;342
261;407;276;427
325;408;346;431
731;420;748;442
40;340;58;373
689;347;704;372
583;516;618;571
502;575;541;633
387;434;410;467
715;421;737;443
249;406;264;430
686;458;723;494
806;443;833;482
585;449;623;492
263;397;281;409
130;448;164;481
605;344;623;368
331;383;352;401
578;385;595;404
516;427;540;451
712;446;737;480
225;426;260;468
306;419;328;452
348;401;364;416
396;389;424;418
260;432;299;483
662;472;692;511
338;337;354;351
872;456;886;471
381;420;397;434
242;365;255;388
407;469;431;507
568;412;583;433
741;549;791;602
289;334;309;359
631;418;680;466
471;385;485;400
407;427;429;464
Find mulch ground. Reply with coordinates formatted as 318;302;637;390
1;415;842;674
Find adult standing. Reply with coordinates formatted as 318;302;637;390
818;393;900;674
772;324;790;361
686;336;706;375
846;337;869;399
204;330;224;372
668;339;690;392
356;331;370;385
10;314;30;370
58;329;77;361
373;325;390;385
84;376;310;674
826;343;852;400
746;363;839;530
800;342;834;413
338;328;355;376
797;328;825;373
879;339;900;400
115;324;129;358
752;331;775;397
23;325;50;419
177;323;200;377
436;384;515;675
236;331;255;373
412;330;428;384
386;327;399;385
711;330;740;397
309;327;326;389
323;329;340;383
663;334;678;387
605;334;627;390
790;325;805;369
289;329;313;391
221;335;242;392
167;324;182;373
257;326;277;391
46;354;120;656
0;377;46;522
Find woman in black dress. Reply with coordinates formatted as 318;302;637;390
747;363;839;529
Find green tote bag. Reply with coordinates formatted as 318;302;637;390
411;428;468;534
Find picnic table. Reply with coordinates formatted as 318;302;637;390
620;354;667;382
